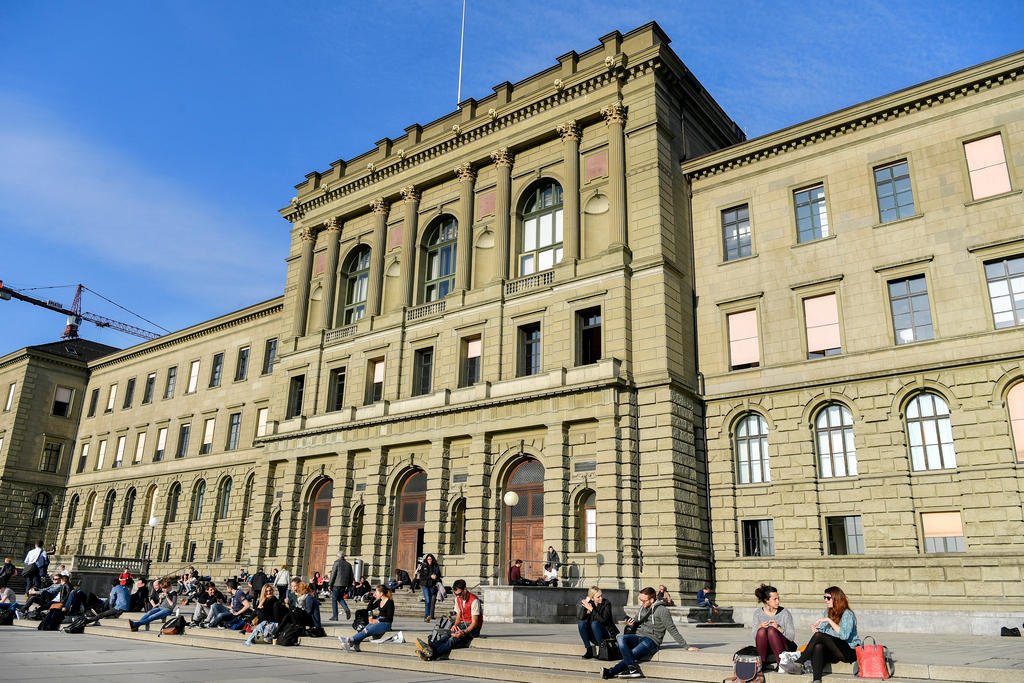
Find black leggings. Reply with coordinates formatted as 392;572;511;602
797;631;855;679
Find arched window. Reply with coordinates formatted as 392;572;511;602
815;404;857;477
1008;382;1024;462
519;180;563;275
66;494;80;529
122;488;136;525
350;506;364;555
218;477;233;519
101;490;116;526
735;413;770;484
241;475;254;521
450;498;466;555
145;485;158;522
33;492;52;527
85;492;97;528
268;510;281;556
192;480;206;521
167;483;181;522
576;489;597;553
342;247;371;324
422;217;457;302
906;393;956;470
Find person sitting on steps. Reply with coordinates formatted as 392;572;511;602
416;579;481;661
542;563;559;587
243;583;280;646
783;585;860;683
577;586;618;659
751;583;797;672
190;581;226;627
83;578;131;625
340;584;395;651
601;586;699;679
656;585;675;606
696;584;719;622
128;578;177;631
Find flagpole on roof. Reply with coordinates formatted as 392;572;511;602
457;0;466;105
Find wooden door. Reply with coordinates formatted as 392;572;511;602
306;480;333;579
504;459;545;581
395;471;426;575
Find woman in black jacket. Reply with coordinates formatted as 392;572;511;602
577;586;617;658
418;554;441;622
339;584;395;652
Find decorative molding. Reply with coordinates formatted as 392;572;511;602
400;186;421;203
300;227;317;242
600;101;627;125
556;120;582;142
453;163;476;182
323;216;341;232
369;197;389;216
490;147;514;168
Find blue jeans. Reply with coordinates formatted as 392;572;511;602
208;603;233;627
0;602;19;611
578;620;610;648
136;607;172;627
610;634;659;675
431;626;478;658
351;620;390;644
422;585;436;619
331;587;350;620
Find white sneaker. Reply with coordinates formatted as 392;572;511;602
339;636;351;651
394;631;405;644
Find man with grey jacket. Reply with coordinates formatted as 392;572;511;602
601;586;699;679
328;552;354;621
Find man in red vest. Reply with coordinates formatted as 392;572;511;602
415;579;482;660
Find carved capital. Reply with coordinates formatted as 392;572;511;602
369;197;389;216
400;186;421;203
323;216;341;232
556;120;581;142
600;102;627;126
490;146;514;168
453;163;477;182
299;227;317;243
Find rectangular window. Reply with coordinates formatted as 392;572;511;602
287;375;305;418
985;255;1024;329
52;387;73;417
874;160;915;223
187;360;200;393
727;310;760;370
113;435;126;468
164;366;177;399
40;442;62;473
328;368;346;412
577;307;602;366
105;384;118;413
804;293;841;358
77;443;89;473
142;373;155;404
210;353;224;387
4;383;15;411
235;346;250;381
794;184;830;242
133;432;146;465
154;427;167;461
87;388;99;416
922;511;966;553
742;519;775;557
460;336;482;388
96;439;107;469
262;338;278;375
163;542;172;563
412;348;433;396
122;377;136;409
722;204;752;261
517;322;542;377
888;276;934;344
255;407;269;438
226;412;241;451
214;540;224;562
366;359;384;405
188;541;197;563
964;134;1011;200
199;418;215;455
826;515;865;555
175;423;190;458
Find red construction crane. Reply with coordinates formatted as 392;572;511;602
0;280;164;341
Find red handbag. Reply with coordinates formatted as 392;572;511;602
855;636;893;679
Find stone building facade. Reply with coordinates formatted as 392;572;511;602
685;51;1024;611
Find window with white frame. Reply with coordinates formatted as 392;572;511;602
255;407;269;438
95;439;107;469
226;412;241;450
815;404;857;477
984;255;1024;329
794;184;829;243
519;180;563;275
52;387;73;417
964;134;1011;200
199;418;215;455
112;435;126;468
105;384;118;412
5;382;16;411
922;511;965;553
187;360;200;393
735;414;770;484
804;293;841;358
1008;383;1024;463
133;432;146;465
154;427;167;461
906;393;956;471
727;310;759;370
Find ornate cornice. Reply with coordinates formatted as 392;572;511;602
600;101;627;125
556;120;582;142
453;163;476;181
400;186;420;203
369;197;389;216
490;147;514;168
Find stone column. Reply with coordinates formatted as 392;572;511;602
490;147;513;281
557;120;582;261
454;163;476;291
292;226;317;337
320;217;342;328
398;186;420;306
601;102;628;248
367;198;388;318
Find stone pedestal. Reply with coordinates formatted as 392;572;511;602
478;585;629;623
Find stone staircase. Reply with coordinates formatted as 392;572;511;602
8;616;1018;683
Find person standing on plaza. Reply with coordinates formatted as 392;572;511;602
418;553;441;622
328;551;354;621
249;567;268;599
601;586;698;679
546;546;560;572
22;540;45;593
274;565;291;602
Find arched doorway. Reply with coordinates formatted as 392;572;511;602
504;458;545;581
306;479;333;578
394;471;426;576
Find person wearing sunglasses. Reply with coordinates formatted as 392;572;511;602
783;586;860;682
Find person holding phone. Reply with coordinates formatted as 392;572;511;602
751;583;797;671
576;586;617;658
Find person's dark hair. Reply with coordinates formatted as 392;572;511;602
424;553;437;565
754;584;777;603
452;579;467;591
226;579;238;590
205;582;216;590
639;586;657;599
514;558;522;565
825;586;850;622
37;539;44;547
544;563;551;570
375;584;392;598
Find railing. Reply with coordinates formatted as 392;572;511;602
70;555;150;574
504;270;554;296
406;300;446;322
324;324;358;344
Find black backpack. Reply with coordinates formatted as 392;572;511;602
0;609;14;626
276;622;301;646
64;615;89;634
352;608;369;632
159;615;187;636
37;609;63;631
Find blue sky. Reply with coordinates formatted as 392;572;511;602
1;0;1021;352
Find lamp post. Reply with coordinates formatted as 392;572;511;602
502;491;519;584
148;516;159;570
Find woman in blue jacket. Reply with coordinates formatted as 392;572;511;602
784;586;860;682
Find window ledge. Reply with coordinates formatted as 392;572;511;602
964;189;1020;207
791;234;837;250
718;253;758;267
872;213;924;230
